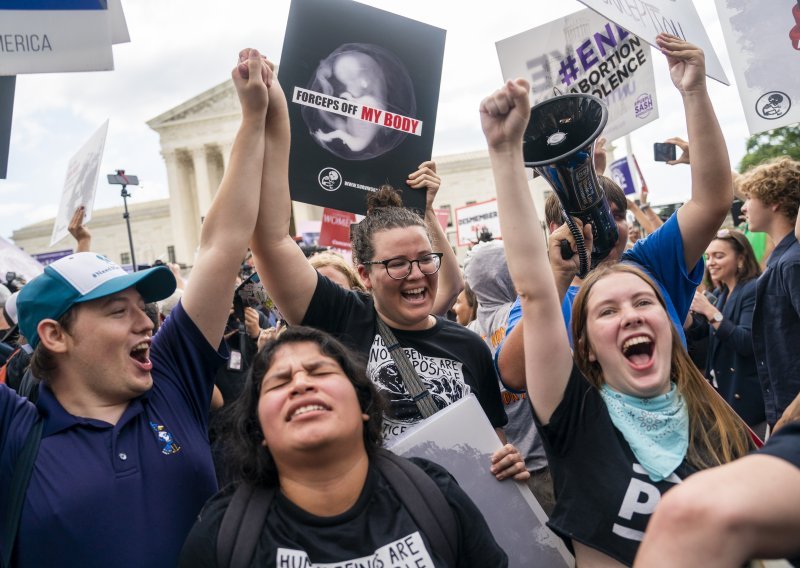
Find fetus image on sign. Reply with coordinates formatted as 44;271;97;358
303;43;417;160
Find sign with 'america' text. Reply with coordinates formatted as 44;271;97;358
496;9;658;142
0;0;114;75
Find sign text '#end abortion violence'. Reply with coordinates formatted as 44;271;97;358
293;87;422;136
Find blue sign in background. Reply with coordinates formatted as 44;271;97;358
609;156;636;195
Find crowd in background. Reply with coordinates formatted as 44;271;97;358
1;37;799;568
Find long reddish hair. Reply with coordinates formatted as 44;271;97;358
571;263;752;469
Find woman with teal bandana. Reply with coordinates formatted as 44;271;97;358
479;37;753;567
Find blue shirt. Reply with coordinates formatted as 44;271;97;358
752;232;800;426
497;214;703;387
0;302;225;568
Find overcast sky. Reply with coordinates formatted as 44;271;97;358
0;0;753;242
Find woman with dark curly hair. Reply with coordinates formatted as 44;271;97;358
179;326;506;567
248;64;526;483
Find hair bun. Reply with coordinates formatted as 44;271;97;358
366;185;403;213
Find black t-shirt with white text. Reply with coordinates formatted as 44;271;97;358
303;273;507;441
535;364;697;566
179;458;508;567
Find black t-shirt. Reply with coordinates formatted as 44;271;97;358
759;422;800;468
179;457;508;568
303;273;507;440
535;364;697;566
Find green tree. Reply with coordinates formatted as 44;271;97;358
738;125;800;173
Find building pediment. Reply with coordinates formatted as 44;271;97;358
147;79;238;132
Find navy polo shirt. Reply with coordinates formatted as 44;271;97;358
0;301;225;568
752;232;800;426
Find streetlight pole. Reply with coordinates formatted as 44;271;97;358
107;169;140;272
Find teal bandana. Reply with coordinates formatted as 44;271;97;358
599;382;689;482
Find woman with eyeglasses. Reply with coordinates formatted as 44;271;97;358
687;228;766;435
247;68;527;483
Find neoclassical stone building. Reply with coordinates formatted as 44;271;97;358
14;78;551;265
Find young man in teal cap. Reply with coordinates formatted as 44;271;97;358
0;48;276;568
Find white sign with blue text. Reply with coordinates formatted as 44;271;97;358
497;9;659;142
0;0;113;75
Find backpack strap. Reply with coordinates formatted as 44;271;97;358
375;449;459;566
375;318;439;418
1;418;43;568
216;483;275;568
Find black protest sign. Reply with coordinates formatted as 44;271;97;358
278;0;445;215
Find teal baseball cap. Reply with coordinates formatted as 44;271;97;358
17;252;176;349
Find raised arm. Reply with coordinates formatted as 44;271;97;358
249;63;318;325
656;34;733;268
68;206;92;253
181;49;270;346
480;79;574;424
406;161;463;316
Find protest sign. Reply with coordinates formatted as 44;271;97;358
318;207;356;250
714;0;800;135
609;156;636;194
108;0;130;45
50;120;108;247
32;249;73;266
279;0;445;215
455;199;500;247
0;236;43;282
497;9;659;142
0;0;114;75
576;0;728;84
388;395;575;568
0;75;13;178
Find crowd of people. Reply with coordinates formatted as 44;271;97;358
1;36;799;568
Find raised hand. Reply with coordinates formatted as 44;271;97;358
479;78;531;151
665;136;690;166
232;48;271;119
656;33;706;96
406;160;441;212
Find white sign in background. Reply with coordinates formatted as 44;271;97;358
577;0;729;85
0;5;113;75
50;120;109;247
714;0;800;135
496;8;659;142
455;199;500;247
388;395;575;568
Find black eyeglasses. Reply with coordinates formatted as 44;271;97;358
362;253;443;280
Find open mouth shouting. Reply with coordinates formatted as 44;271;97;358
286;400;332;422
621;335;654;370
130;340;153;372
401;287;428;305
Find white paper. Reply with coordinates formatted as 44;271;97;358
714;0;800;135
388;395;575;568
0;236;44;282
108;0;131;45
50;120;109;247
577;0;729;85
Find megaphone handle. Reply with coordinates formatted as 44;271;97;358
561;210;590;278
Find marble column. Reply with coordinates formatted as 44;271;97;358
191;146;213;220
162;149;195;264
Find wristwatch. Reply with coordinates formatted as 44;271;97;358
712;311;723;323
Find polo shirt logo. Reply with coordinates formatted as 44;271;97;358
149;421;181;455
